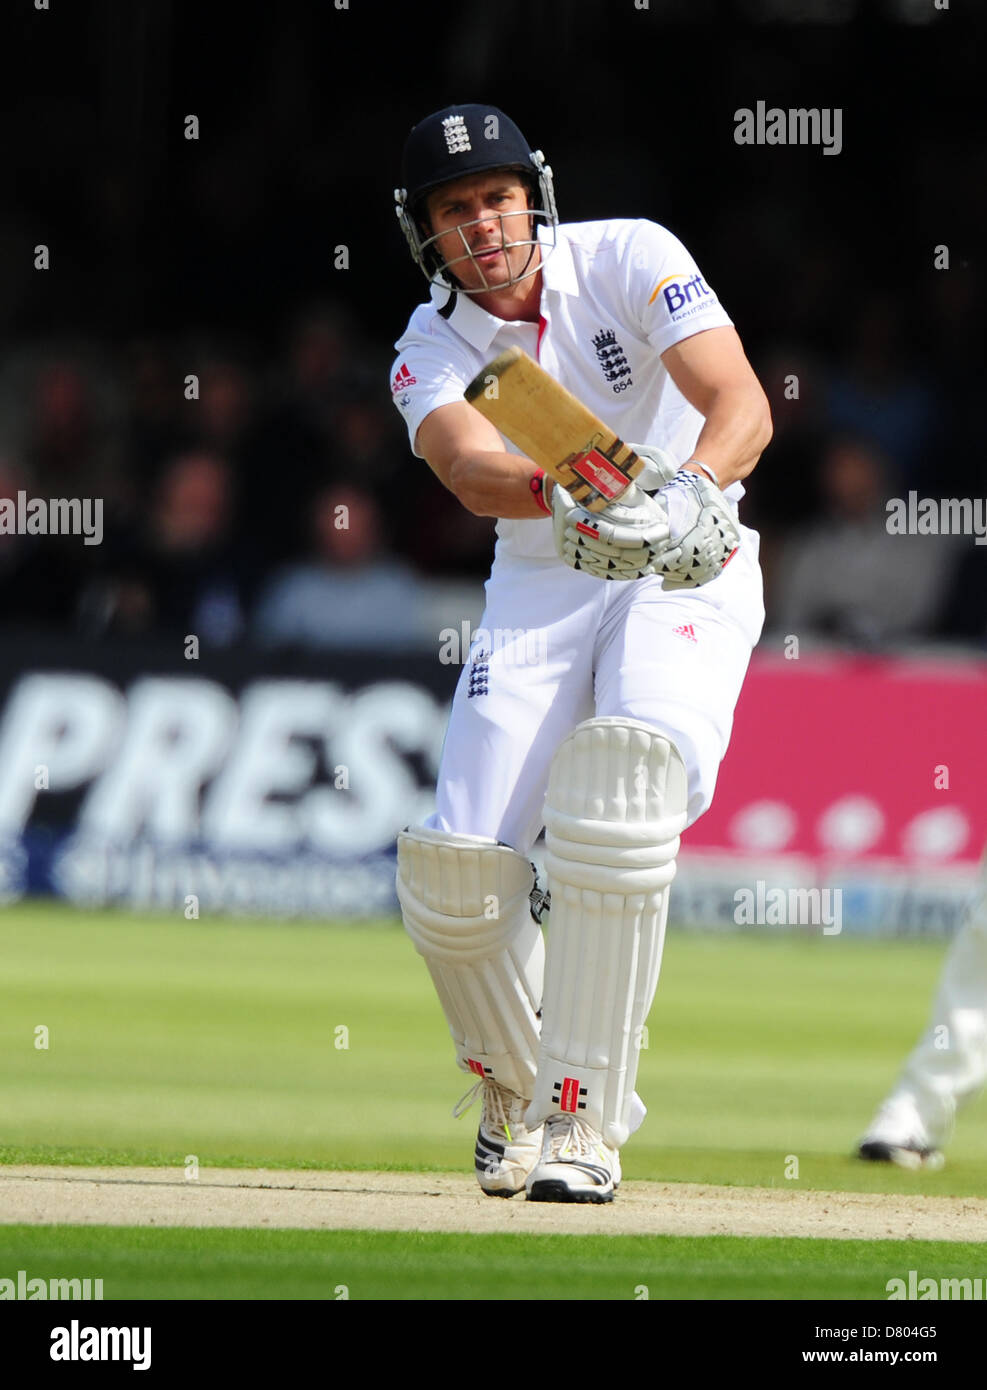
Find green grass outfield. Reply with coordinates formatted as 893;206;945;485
1;1224;985;1301
2;901;985;1299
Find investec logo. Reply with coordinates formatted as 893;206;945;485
649;271;713;320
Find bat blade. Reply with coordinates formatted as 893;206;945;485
464;347;643;513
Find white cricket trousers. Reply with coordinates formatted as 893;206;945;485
427;525;765;850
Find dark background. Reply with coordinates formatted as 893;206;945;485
3;0;984;645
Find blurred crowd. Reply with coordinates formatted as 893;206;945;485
3;0;981;655
0;306;495;650
750;277;986;649
0;277;984;653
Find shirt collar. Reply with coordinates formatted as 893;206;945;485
538;224;578;297
428;225;577;351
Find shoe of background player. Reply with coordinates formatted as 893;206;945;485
856;1097;945;1171
453;1078;543;1198
525;1113;621;1203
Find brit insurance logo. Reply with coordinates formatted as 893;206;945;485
592;329;633;394
649;271;717;324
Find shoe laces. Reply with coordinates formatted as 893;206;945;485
543;1113;607;1162
452;1078;523;1142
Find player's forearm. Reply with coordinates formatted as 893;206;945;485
680;386;772;489
448;450;552;519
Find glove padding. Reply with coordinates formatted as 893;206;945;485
551;443;679;581
650;469;741;590
627;443;680;495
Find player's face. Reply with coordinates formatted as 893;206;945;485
426;173;537;292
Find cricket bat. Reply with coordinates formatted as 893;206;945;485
464;346;644;513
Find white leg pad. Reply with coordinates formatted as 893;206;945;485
526;717;688;1148
396;827;543;1099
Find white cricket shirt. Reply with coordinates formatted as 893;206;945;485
391;218;739;561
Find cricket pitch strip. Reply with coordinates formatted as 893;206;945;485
1;1167;985;1241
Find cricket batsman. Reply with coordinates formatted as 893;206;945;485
858;842;987;1169
390;104;772;1202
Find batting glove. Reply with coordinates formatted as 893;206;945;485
626;442;680;494
650;469;741;589
551;442;679;581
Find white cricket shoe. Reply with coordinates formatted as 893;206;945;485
856;1097;945;1171
453;1079;543;1198
525;1114;621;1204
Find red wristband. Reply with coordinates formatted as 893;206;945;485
530;468;551;515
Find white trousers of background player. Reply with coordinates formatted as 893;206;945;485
871;846;987;1149
427;526;765;851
